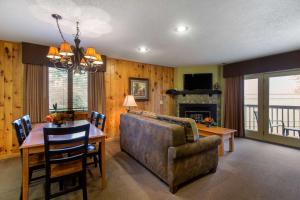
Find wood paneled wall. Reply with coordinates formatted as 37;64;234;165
0;41;175;158
105;58;175;138
0;41;24;159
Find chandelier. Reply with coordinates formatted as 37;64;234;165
46;14;103;74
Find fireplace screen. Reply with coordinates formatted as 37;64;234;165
179;103;217;124
185;111;211;123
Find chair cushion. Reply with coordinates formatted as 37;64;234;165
29;153;45;168
51;160;82;178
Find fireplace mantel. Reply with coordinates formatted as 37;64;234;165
166;89;221;96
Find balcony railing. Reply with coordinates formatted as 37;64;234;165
244;104;300;138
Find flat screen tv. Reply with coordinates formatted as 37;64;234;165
184;73;212;90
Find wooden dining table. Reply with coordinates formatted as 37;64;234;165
20;120;106;200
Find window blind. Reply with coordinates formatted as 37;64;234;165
48;68;88;111
72;73;88;111
48;68;68;111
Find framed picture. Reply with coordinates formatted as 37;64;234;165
129;77;149;101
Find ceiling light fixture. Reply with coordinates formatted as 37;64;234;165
175;25;189;33
46;14;103;74
138;46;149;53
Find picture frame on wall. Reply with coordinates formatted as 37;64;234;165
129;77;149;101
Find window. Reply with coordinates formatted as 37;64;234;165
268;74;300;137
72;73;88;110
48;68;88;111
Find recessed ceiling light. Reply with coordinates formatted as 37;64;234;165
138;46;149;53
175;25;189;33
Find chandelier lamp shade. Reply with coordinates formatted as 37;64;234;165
85;47;96;59
46;46;60;59
46;14;103;74
59;42;73;56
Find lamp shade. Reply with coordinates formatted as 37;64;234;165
46;46;60;59
93;54;103;65
123;95;137;107
84;47;96;60
59;42;74;56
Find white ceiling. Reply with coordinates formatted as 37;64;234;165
1;0;300;67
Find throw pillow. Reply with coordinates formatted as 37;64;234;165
157;114;200;142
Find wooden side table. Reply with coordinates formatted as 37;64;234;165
196;124;237;156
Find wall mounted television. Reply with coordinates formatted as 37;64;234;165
183;73;213;90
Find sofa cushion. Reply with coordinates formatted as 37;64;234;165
157;115;200;142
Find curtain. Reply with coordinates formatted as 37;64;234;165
224;76;245;137
24;64;49;123
88;72;106;114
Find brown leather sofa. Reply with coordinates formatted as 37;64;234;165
120;112;221;193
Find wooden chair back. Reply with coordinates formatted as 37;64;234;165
90;111;106;130
97;113;106;131
90;111;100;126
65;110;75;121
12;118;26;146
21;115;32;136
43;124;90;178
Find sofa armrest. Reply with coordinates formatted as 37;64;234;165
168;135;221;159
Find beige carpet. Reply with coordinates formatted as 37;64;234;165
0;138;299;200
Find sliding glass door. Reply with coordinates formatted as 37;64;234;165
244;76;260;136
244;70;300;148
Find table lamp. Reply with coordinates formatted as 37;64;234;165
123;95;137;111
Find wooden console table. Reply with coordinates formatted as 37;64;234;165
196;124;236;156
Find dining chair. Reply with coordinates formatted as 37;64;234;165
43;123;90;200
12;119;45;199
21;114;32;136
90;111;100;127
65;110;75;121
87;113;106;174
